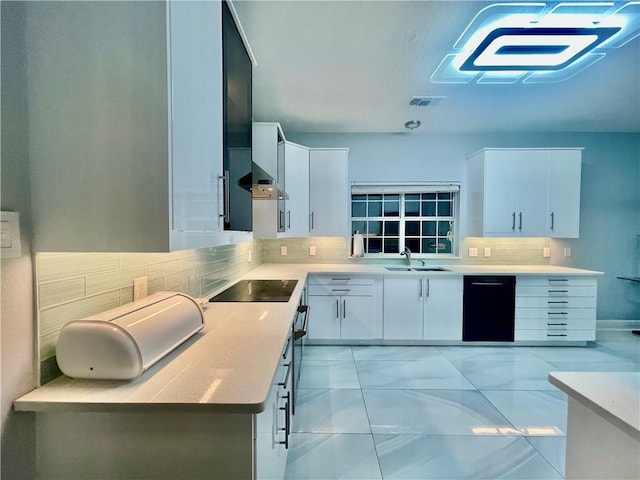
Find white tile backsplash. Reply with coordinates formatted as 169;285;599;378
36;241;263;383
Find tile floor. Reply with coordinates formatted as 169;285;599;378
285;330;639;480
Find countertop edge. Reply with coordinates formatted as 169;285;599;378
548;372;640;442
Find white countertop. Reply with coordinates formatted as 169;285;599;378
15;263;602;414
549;371;640;441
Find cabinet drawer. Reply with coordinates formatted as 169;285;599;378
515;296;596;308
516;276;597;287
515;329;595;341
308;284;374;296
516;285;596;297
515;307;596;320
308;274;375;286
515;317;596;330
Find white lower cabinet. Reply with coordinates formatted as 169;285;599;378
383;276;463;341
515;276;597;342
307;275;383;341
257;329;292;479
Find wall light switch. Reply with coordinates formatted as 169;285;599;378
280;246;288;256
468;247;478;257
309;246;317;256
0;211;21;258
484;247;491;257
564;247;572;257
543;247;551;258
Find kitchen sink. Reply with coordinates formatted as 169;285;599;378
385;266;450;272
411;267;450;272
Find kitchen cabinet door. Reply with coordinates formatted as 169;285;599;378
482;151;519;235
383;277;423;340
423;277;463;340
309;149;349;237
547;150;581;238
27;1;252;252
282;142;310;238
514;151;549;236
341;296;378;340
307;296;342;340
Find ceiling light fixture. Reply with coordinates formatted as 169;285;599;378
431;1;640;84
404;120;421;130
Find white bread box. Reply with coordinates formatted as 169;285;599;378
56;292;204;380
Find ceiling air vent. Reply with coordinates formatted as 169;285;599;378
409;96;445;107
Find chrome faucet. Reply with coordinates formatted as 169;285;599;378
400;247;412;266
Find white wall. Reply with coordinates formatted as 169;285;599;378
1;2;36;478
289;131;640;321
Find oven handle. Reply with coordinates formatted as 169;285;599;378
294;305;310;340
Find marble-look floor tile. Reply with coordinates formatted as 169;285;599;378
525;345;629;364
546;359;639;372
454;359;558;390
595;330;640;361
527;436;567;477
299;359;360;389
439;346;540;363
481;390;567;436
363;389;517;435
284;433;382;479
374;434;561;479
355;358;475;390
352;345;445;362
292;389;370;434
303;346;354;361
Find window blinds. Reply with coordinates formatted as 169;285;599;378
351;182;460;194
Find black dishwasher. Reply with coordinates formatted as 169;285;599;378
463;276;516;342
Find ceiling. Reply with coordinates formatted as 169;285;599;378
233;1;640;134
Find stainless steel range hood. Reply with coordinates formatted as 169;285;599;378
238;162;288;200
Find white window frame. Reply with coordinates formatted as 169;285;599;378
351;182;460;258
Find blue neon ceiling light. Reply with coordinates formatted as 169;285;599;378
431;2;640;84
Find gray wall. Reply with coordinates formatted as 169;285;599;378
289;132;640;321
1;2;36;478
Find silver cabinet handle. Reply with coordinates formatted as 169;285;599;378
547;323;568;326
548;290;568;293
336;299;340;318
548;301;568;304
547;333;568;337
550;212;555;230
342;299;346;319
548;312;568;315
331;277;351;281
518;212;522;231
287;210;291;229
278;362;292;387
426;278;430;298
279;210;284;230
512;212;516;230
331;289;351;293
218;171;230;223
310;212;314;231
418;278;423;299
548;278;569;283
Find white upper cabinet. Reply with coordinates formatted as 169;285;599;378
309;149;349;237
467;148;582;238
252;123;310;239
27;1;251;252
283;142;311;237
547;149;582;238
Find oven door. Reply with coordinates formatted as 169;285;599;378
292;303;309;415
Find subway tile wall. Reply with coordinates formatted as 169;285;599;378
263;237;551;265
36;241;262;384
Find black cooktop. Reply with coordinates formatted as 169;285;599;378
209;279;298;303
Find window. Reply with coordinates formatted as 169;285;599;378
351;184;459;256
